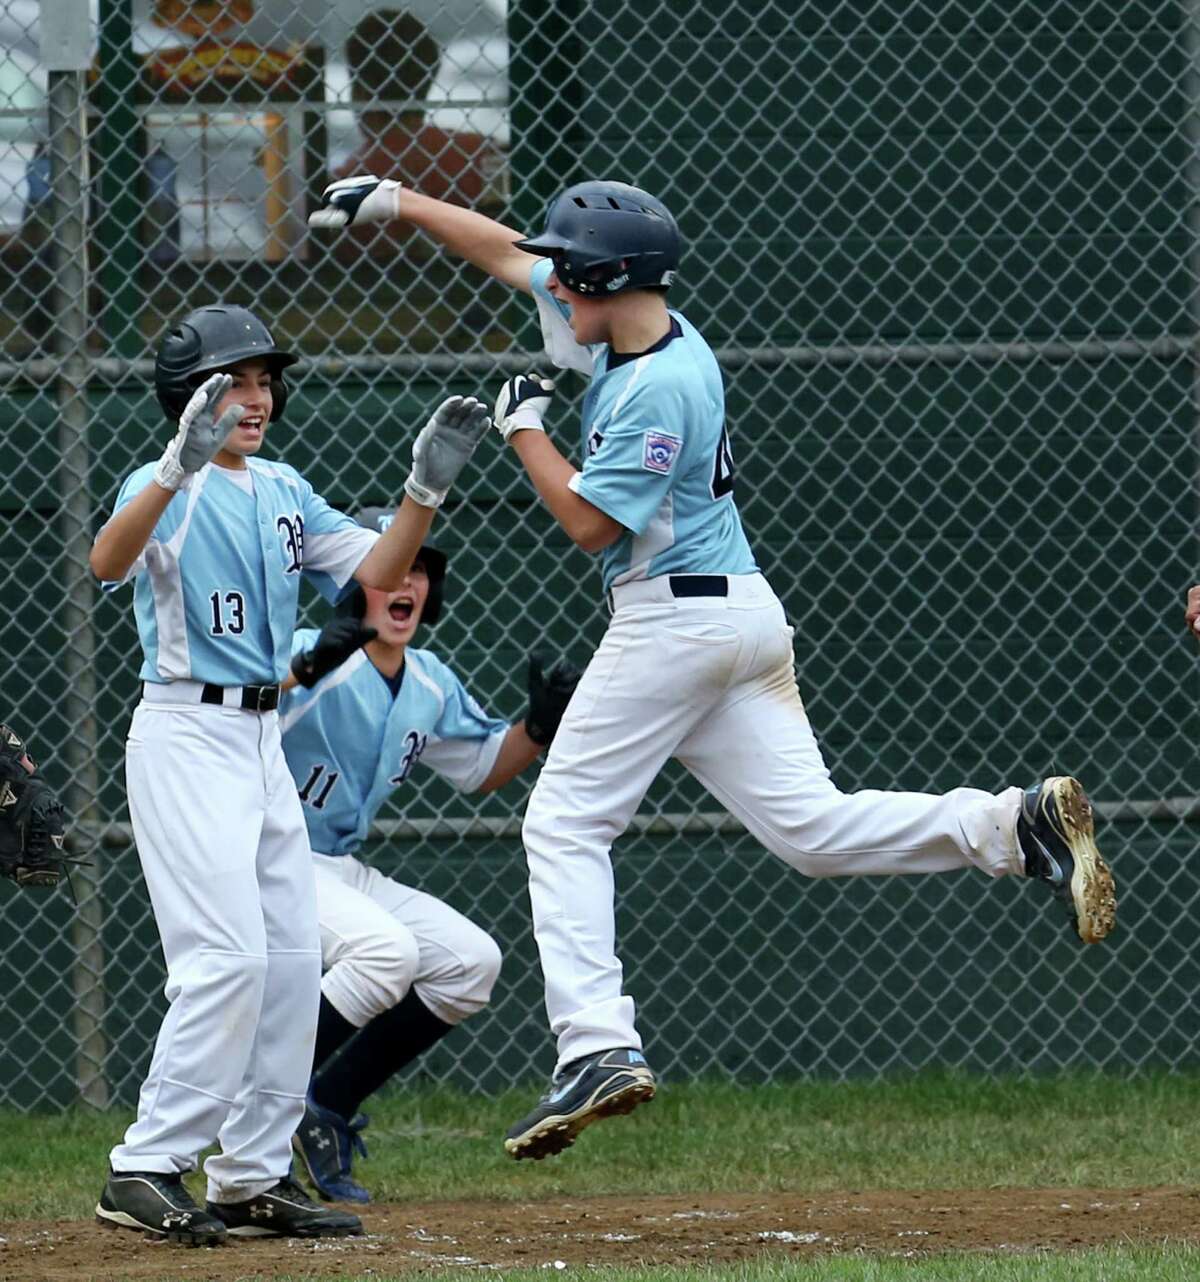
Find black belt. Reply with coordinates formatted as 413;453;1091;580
200;683;280;712
668;575;729;598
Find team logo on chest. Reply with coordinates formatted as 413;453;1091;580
276;513;304;574
642;429;681;475
389;730;428;785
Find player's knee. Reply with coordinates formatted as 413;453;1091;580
457;927;502;1015
423;926;502;1024
187;949;269;1014
522;793;601;858
758;830;833;876
340;927;420;1018
759;791;856;874
521;794;551;853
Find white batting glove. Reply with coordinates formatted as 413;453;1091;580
153;373;244;492
308;176;404;229
404;395;492;508
494;373;555;444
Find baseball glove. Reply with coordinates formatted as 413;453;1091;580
0;724;69;889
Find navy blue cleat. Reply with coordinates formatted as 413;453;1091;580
1017;776;1116;944
291;1096;371;1204
504;1047;656;1161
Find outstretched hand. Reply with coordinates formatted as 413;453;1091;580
1186;585;1200;642
404;395;492;509
154;373;244;492
308;176;404;228
494;373;555;444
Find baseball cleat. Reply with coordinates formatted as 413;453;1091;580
207;1175;363;1238
95;1168;227;1246
1017;776;1117;944
292;1095;372;1204
504;1047;656;1161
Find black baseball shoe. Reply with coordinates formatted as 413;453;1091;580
1017;776;1117;944
292;1095;371;1203
504;1047;656;1161
207;1176;364;1238
95;1168;227;1246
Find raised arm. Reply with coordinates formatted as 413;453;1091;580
309;177;535;294
492;375;623;553
89;483;175;583
354;394;493;591
90;374;243;582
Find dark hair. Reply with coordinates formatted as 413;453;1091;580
346;9;440;106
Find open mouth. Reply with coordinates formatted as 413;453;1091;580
388;600;414;624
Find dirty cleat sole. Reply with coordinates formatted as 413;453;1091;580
1045;776;1117;944
504;1072;656;1161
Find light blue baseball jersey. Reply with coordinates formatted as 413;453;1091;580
101;459;377;685
279;633;509;857
529;257;758;593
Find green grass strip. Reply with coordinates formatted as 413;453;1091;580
111;1244;1200;1282
3;1069;1199;1219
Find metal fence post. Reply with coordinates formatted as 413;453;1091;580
45;28;110;1109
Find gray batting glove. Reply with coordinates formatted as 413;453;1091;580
308;176;404;229
404;395;492;508
494;373;555;444
153;373;244;492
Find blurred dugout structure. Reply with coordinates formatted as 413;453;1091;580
2;0;1199;1110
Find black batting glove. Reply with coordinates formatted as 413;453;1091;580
291;618;378;689
524;652;583;748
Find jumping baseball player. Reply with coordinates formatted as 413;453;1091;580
89;303;490;1243
279;507;580;1203
310;178;1118;1162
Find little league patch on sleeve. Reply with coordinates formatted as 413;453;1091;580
642;430;682;475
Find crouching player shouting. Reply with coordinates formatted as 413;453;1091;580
278;507;581;1202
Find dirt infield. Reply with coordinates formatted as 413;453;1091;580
3;1187;1198;1279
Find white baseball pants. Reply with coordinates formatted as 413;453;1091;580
313;851;501;1028
108;694;322;1204
521;574;1025;1072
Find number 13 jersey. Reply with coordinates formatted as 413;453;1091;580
101;459;376;686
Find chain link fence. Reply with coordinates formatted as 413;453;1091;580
2;0;1199;1110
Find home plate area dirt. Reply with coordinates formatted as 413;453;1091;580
3;1187;1199;1280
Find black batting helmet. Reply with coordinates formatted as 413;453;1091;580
339;506;448;626
154;304;298;422
515;180;682;297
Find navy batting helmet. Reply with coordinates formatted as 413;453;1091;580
154;304;298;422
514;181;681;297
339;506;448;626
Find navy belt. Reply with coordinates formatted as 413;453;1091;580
200;683;280;712
668;575;729;598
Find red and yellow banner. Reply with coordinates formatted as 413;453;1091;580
145;42;308;94
152;0;254;39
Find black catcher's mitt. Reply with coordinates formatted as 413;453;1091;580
0;724;69;888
